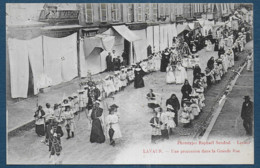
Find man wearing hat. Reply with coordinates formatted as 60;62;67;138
241;96;253;136
106;52;113;72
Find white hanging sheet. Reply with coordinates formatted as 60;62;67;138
8;38;29;98
146;26;154;49
60;33;78;82
43;37;62;86
43;33;78;85
79;39;88;77
153;25;160;52
27;36;44;94
132;29;147;62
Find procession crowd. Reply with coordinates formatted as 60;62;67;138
32;11;253;164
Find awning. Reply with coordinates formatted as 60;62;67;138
177;24;191;35
188;22;202;30
197;18;205;27
83;34;115;58
112;25;140;42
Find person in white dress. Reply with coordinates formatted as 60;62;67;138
166;64;176;84
165;105;176;135
190;92;201;118
155;52;162;71
175;61;187;84
119;68;127;89
205;40;213;52
226;49;234;68
113;71;122;92
247;52;253;71
106;104;122;146
103;76;112;97
221;54;228;73
180;100;192;127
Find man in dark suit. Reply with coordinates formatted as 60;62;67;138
241;96;253;136
106;52;113;72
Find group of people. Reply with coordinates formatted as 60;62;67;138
147;13;253;143
33;9;253;162
148;77;206;143
105;50;129;71
34;81;124;163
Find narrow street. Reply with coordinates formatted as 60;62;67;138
7;41;252;164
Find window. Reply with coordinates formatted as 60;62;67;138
137;3;142;22
100;3;107;22
127;4;133;22
112;4;120;21
145;4;150;20
85;4;93;22
152;3;157;21
165;4;169;16
159;3;165;17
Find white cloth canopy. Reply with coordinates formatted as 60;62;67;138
188;23;195;30
83;34;115;74
83;34;115;58
110;25;140;42
177;24;191;35
85;47;106;75
8;38;29;98
197;18;205;27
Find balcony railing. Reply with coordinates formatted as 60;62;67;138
39;10;79;22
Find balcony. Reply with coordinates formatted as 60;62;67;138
39;10;79;25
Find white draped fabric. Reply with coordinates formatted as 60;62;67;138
133;29;148;62
85;47;104;75
27;36;44;94
153;25;160;52
159;25;168;51
79;39;88;77
8;38;29;98
43;33;78;85
146;26;154;49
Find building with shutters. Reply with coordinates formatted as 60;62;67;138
6;3;248;100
